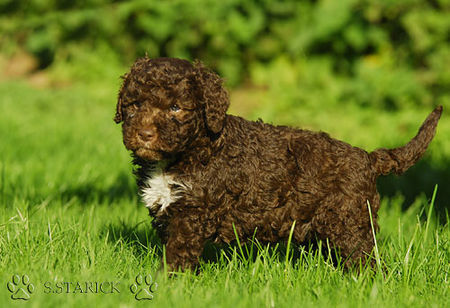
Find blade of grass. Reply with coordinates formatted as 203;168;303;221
367;200;382;272
232;223;246;263
404;223;418;283
424;185;438;245
285;220;296;272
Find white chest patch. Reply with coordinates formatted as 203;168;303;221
140;165;190;213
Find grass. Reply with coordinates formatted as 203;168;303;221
0;72;449;307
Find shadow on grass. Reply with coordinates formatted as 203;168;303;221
100;219;163;257
201;238;339;270
59;172;137;204
100;221;364;270
99;219;329;269
377;158;450;219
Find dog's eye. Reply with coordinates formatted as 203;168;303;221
170;104;181;112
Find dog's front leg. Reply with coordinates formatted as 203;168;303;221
164;214;205;272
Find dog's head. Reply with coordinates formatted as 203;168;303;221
115;57;229;161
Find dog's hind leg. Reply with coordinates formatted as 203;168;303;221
311;194;380;269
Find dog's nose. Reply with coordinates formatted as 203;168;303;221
138;129;156;141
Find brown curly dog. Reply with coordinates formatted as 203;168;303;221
115;56;442;271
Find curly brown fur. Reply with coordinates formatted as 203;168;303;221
115;56;443;271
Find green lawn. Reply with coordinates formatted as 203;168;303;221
0;78;448;307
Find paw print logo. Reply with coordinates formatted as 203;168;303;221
6;274;35;300
130;274;158;300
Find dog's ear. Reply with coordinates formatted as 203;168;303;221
114;73;129;124
194;61;230;134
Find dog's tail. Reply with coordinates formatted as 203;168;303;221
369;106;442;176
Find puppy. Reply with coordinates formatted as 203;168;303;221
115;56;442;271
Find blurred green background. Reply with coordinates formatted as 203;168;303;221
1;0;449;212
